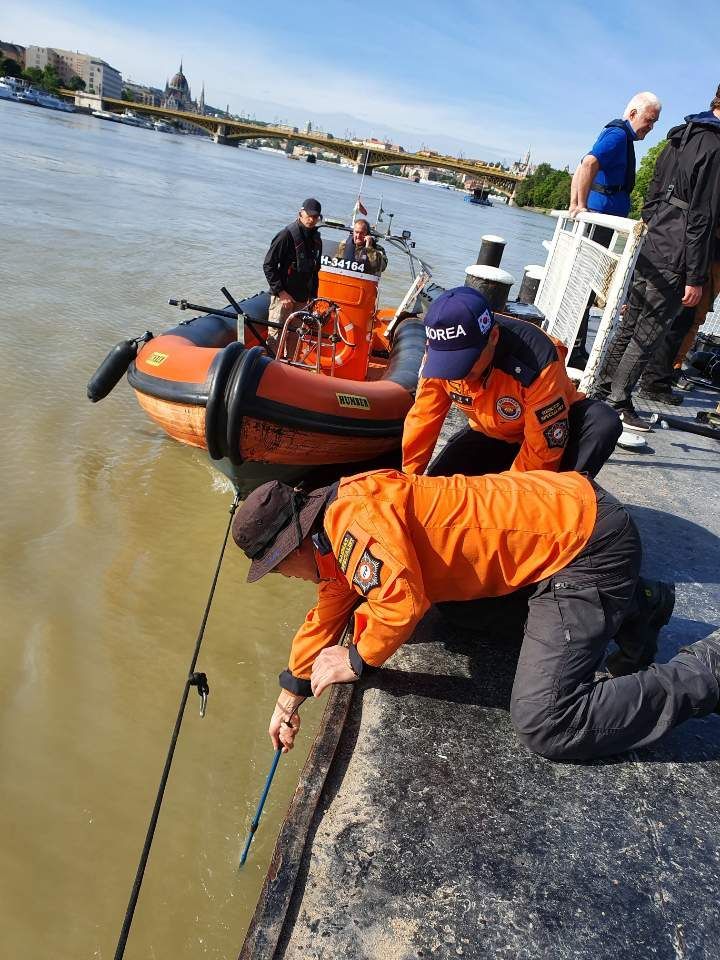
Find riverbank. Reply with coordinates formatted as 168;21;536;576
241;389;720;958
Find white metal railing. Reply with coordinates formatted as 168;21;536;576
535;210;647;392
699;295;720;338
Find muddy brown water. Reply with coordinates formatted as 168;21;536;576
0;101;553;958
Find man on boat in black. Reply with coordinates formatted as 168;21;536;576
263;198;323;345
334;219;388;275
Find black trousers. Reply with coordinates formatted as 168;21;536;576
427;398;621;480
510;489;718;760
638;306;697;392
593;257;684;409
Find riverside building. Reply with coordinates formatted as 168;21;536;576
25;46;122;97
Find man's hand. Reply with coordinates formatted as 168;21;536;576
311;645;357;697
278;290;293;305
269;694;304;752
569;204;587;218
364;235;374;249
681;284;703;308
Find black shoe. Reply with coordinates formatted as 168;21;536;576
675;375;695;392
606;580;675;677
636;387;684;406
643;580;676;630
619;409;653;432
679;633;720;712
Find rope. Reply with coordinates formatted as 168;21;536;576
114;491;242;960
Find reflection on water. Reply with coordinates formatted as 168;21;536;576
0;101;553;958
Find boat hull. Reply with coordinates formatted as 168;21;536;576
127;298;425;493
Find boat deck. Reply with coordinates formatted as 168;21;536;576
240;384;720;960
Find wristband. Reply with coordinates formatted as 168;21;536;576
347;647;361;679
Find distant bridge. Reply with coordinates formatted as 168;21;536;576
64;91;523;198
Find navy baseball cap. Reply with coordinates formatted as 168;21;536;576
421;287;496;380
301;198;322;215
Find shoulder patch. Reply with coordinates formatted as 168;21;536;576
337;531;357;573
543;418;569;449
496;396;523;421
535;397;567;424
352;548;383;596
449;391;473;407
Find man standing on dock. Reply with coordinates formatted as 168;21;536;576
227;470;713;764
263;198;323;341
568;92;662;364
570;92;662;220
593;87;720;429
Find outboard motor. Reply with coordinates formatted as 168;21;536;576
87;332;153;402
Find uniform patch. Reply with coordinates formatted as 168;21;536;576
352;548;383;595
449;391;473;407
496;396;523;420
543;418;569;449
535;397;567;424
478;308;493;334
337;531;357;573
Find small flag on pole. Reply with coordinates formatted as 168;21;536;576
354;199;368;216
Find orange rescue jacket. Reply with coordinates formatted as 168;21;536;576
281;468;597;694
402;318;583;475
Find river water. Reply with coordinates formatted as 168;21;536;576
0;102;553;959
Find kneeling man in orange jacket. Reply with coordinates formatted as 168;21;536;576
402;286;621;478
231;469;716;762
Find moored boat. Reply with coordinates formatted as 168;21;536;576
88;222;438;493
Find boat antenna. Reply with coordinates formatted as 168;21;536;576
113;492;242;960
352;148;370;223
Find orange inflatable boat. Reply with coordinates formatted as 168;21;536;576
88;226;436;492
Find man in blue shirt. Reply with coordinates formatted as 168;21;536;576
570;92;662;218
568;93;662;366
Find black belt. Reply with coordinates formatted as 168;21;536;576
666;195;689;211
590;182;625;196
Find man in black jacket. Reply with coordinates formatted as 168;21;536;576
263;198;323;347
593;87;720;430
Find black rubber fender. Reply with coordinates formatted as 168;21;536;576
205;341;246;460
225;346;268;467
383;318;426;392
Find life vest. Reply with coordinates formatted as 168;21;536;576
591;119;636;196
287;221;322;279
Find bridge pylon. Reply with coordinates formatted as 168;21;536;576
214;124;238;146
354;149;373;175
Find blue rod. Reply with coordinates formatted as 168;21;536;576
239;748;282;867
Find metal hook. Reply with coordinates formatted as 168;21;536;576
189;672;209;717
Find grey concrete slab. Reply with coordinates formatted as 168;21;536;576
243;385;720;960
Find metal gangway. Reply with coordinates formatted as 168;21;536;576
535;210;646;393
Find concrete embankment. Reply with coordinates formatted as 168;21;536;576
241;391;720;960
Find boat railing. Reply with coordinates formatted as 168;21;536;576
385;271;431;341
278;298;353;376
536;210;646;393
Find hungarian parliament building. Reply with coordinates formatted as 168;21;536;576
124;63;220;117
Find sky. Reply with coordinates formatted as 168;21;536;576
2;0;717;168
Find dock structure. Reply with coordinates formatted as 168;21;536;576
240;388;720;960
